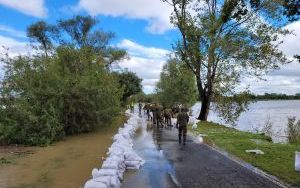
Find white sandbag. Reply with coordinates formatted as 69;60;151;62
85;114;144;188
102;162;119;170
107;147;125;156
109;175;121;188
124;152;142;161
296;151;300;171
84;179;108;188
92;168;99;179
97;169;119;177
93;176;112;187
126;164;141;170
113;134;125;141
198;136;203;143
125;160;142;167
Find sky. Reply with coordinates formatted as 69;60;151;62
0;0;299;94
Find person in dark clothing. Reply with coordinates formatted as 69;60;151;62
138;103;143;115
144;103;151;120
164;108;172;127
176;107;189;145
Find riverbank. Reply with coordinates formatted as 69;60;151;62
189;121;300;187
0;115;126;188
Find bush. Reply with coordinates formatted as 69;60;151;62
287;116;300;143
0;16;128;145
0;48;123;145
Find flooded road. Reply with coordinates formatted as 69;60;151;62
0;116;125;188
122;115;178;188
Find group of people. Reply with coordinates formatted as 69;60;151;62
135;103;190;145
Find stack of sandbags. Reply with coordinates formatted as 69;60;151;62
85;113;144;188
124;151;144;169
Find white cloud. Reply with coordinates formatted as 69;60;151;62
117;39;170;59
0;35;32;56
0;0;47;18
279;21;300;58
238;21;300;95
116;39;170;93
76;0;173;34
0;25;26;38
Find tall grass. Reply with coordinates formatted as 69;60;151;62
287;116;300;143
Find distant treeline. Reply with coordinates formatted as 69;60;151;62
249;93;300;100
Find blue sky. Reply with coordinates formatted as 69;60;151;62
0;0;299;94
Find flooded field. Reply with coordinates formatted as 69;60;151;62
0;116;125;188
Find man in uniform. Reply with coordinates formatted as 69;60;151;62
156;104;164;128
143;103;151;120
164;108;172;127
176;107;189;145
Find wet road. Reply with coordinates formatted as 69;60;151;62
122;116;178;188
122;113;284;188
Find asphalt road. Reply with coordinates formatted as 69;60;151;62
154;126;285;188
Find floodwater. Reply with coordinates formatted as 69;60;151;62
0;116;125;188
122;114;178;188
191;100;300;142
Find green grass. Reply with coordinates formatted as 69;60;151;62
189;121;300;186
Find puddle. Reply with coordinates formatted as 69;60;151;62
122;115;179;188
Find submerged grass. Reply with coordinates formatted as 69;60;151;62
189;121;300;186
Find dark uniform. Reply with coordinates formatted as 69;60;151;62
138;103;143;115
156;104;164;128
144;103;151;120
176;110;189;144
164;108;172;127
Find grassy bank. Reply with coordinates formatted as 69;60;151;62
189;121;300;186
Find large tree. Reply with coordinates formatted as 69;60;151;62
114;71;143;102
156;58;197;107
162;0;293;121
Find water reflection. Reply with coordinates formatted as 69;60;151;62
122;117;178;188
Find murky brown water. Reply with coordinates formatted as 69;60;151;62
0;116;125;188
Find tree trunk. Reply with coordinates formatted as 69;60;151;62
198;93;211;121
196;78;212;121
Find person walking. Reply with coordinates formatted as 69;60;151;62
138;103;143;115
164;108;172;127
176;107;189;145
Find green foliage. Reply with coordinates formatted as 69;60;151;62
287;116;300;144
156;59;197;107
114;71;142;102
0;16;125;145
214;91;253;125
249;93;300;100
27;21;58;57
163;0;291;121
190;121;300;186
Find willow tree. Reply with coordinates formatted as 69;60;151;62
162;0;292;121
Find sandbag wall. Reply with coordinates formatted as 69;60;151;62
84;112;145;188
